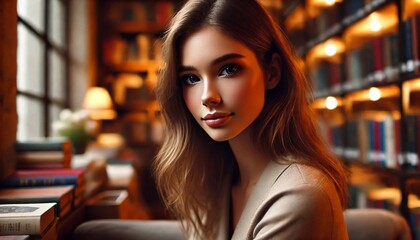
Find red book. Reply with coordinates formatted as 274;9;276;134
411;15;419;74
372;36;384;81
0;186;74;218
329;62;340;90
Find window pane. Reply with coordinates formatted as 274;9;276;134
17;24;44;95
49;0;66;47
17;96;44;140
17;0;45;33
49;50;66;101
49;104;63;136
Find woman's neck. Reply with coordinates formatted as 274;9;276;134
229;127;271;229
228;128;271;189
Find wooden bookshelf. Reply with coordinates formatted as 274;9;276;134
96;0;181;146
282;0;420;237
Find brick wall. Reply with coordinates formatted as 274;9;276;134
0;0;17;179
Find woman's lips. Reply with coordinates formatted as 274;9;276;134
201;112;234;127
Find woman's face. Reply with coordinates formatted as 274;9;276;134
179;27;266;142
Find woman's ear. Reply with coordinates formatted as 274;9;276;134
265;53;281;90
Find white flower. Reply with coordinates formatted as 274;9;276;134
53;109;98;142
59;109;73;123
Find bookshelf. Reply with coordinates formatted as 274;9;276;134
95;0;182;146
281;0;420;237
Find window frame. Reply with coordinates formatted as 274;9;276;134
17;0;70;139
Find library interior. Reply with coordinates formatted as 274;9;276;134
1;0;420;239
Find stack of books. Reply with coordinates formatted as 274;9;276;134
0;139;89;239
15;139;73;169
0;168;87;216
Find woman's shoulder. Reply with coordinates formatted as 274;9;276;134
247;161;348;240
271;160;333;189
264;161;343;220
266;161;341;207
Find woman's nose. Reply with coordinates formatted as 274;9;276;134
201;80;221;107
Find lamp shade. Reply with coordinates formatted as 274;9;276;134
83;87;117;120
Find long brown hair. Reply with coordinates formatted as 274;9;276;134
154;0;348;239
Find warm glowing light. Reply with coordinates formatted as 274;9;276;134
369;87;381;101
325;96;338;110
83;87;117;120
324;43;337;56
369;13;382;32
325;0;336;5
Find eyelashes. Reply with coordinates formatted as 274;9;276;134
180;74;200;85
219;65;240;77
179;64;242;86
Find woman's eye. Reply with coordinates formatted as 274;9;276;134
219;65;240;77
180;74;200;85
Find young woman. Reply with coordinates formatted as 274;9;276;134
154;0;349;239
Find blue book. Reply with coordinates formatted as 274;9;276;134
1;169;85;188
15;139;72;153
379;120;386;167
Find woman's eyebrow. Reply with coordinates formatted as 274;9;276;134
179;53;245;72
210;53;245;66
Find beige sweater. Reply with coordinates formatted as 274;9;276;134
212;161;348;240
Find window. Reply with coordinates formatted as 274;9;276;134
17;0;69;140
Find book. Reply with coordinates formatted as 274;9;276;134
1;169;85;188
15;139;73;170
372;35;384;82
0;186;74;218
357;118;369;164
406;115;418;168
16;151;71;169
32;218;57;240
411;15;419;74
15;139;72;153
86;190;129;220
0;203;56;235
383;115;397;168
403;18;414;73
344;120;359;160
0;235;30;239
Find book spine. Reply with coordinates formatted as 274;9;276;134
0;197;60;205
394;118;402;167
384;115;396;168
412;15;420;74
372;36;384;82
357;118;368;163
406;115;418;168
417;115;420;171
16;163;70;170
0;217;41;235
404;19;414;72
368;120;375;163
1;175;79;188
0;197;70;218
15;141;71;153
373;120;381;165
390;33;400;71
347;120;360;160
17;152;66;163
379;120;386;167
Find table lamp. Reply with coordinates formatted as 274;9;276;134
82;86;117;120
